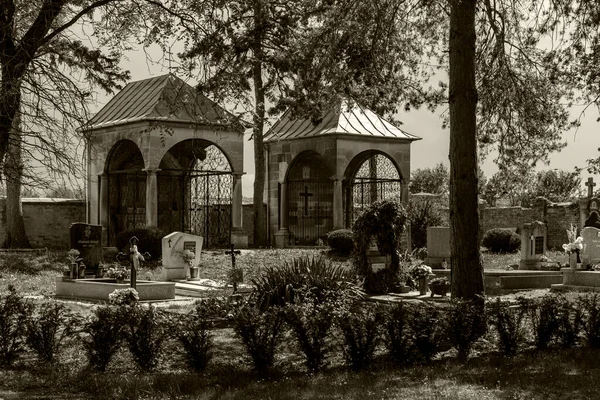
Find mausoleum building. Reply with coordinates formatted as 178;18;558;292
265;99;420;247
84;74;247;248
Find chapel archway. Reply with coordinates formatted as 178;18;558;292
344;151;403;227
158;139;233;248
286;151;333;245
105;140;146;245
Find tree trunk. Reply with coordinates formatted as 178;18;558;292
448;0;483;300
252;0;267;247
3;112;31;248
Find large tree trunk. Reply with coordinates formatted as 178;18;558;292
3;112;31;248
252;0;267;247
448;0;484;300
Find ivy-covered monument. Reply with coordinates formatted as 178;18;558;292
264;99;420;247
84;74;247;248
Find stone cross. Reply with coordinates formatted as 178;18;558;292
117;236;151;290
225;243;241;292
587;177;596;199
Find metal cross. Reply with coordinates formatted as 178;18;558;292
299;186;313;216
586;177;596;199
116;236;151;290
225;243;241;292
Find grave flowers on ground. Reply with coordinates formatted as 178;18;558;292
106;265;130;283
428;277;451;297
409;264;433;295
109;288;139;306
563;225;584;269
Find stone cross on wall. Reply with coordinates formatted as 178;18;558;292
587;177;596;199
117;236;151;290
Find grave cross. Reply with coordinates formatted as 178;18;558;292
299;186;313;216
225;243;241;292
587;177;597;199
116;236;151;290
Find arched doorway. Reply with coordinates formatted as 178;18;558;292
106;140;146;245
286;151;333;245
344;152;403;227
158;140;233;248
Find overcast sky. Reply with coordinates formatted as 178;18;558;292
95;46;600;197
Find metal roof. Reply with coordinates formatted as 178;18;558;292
264;99;421;142
86;74;240;131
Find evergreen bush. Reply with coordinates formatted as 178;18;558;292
326;229;354;256
0;286;32;365
121;304;168;372
446;298;486;361
481;229;521;253
487;298;527;356
577;293;600;348
383;302;413;365
336;302;383;371
82;305;124;372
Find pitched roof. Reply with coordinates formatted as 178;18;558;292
264;99;420;142
86;74;241;131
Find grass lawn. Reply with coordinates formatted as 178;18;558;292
0;248;586;400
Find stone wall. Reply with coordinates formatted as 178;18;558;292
0;198;87;249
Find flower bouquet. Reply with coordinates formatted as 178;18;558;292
106;266;130;282
409;264;433;280
563;224;584;268
180;249;195;266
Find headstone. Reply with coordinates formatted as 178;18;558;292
519;221;546;270
161;232;203;280
70;223;102;275
581;226;600;267
426;227;450;269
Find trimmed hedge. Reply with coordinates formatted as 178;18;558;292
327;229;354;256
482;228;521;253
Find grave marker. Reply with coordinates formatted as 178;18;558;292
161;232;203;280
519;221;546;270
70;223;102;276
426;227;450;269
581;226;600;267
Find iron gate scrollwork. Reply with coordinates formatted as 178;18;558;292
288;179;333;246
345;153;403;226
109;172;146;244
187;145;232;248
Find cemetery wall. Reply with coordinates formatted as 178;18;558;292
479;205;540;236
543;202;579;250
0;198;86;249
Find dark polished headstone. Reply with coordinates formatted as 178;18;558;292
70;223;102;275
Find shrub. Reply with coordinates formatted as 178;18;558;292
336;302;383;371
554;296;582;349
121;304;168;372
82;305;124;371
233;304;285;377
446;298;486;361
577;293;600;348
482;229;521;253
407;303;443;363
250;255;359;310
26;301;79;364
520;295;561;350
407;198;444;249
115;227;165;258
170;298;227;372
362;268;399;295
0;286;33;365
487;299;527;356
383;302;413;365
326;229;354;256
284;290;340;373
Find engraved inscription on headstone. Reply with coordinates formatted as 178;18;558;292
70;223;102;275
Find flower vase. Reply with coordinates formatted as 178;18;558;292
117;278;125;284
569;252;578;269
418;277;428;295
70;263;78;279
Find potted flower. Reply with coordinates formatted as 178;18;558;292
409;264;433;295
106;265;130;284
562;225;584;269
67;249;82;279
180;249;199;280
428;277;451;297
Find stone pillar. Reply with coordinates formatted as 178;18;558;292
231;173;248;248
99;173;109;245
144;168;159;228
401;181;409;205
274;181;290;247
333;178;344;229
579;199;589;229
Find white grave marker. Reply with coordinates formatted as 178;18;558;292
162;232;203;281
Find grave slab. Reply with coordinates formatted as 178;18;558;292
426;227;450;268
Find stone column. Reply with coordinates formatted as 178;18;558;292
99;173;109;244
332;178;344;229
231;173;248;248
274;181;290;247
144;168;159;228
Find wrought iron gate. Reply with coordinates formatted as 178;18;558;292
108;172;146;244
288;179;333;245
344;154;402;226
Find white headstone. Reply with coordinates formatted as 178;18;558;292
581;227;600;267
162;232;203;281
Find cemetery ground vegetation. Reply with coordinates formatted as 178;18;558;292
0;249;597;399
